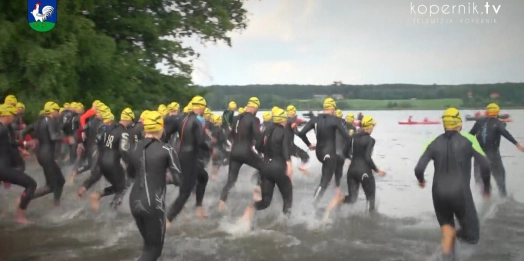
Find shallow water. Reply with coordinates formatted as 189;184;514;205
1;110;524;261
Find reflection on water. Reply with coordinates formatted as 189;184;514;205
1;110;524;261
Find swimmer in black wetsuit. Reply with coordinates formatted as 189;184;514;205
218;97;263;212
260;112;272;133
333;109;348;187
127;111;181;261
32;101;65;206
0;104;37;224
210;115;229;179
221;101;237;138
468;103;524;197
242;107;293;222
414;108;491;259
164;102;181;147
345;113;357;135
61;103;77;165
287;105;310;173
297;98;353;205
325;116;384;219
167;96;210;221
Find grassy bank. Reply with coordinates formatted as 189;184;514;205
288;98;463;110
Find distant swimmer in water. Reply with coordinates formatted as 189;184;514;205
414;108;491;260
242;107;293;222
127;111;182;261
325;115;385;218
297;98;352;205
0;104;37;224
469;103;524;197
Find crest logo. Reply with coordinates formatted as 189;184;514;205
28;0;56;32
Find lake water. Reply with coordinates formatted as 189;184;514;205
1;110;523;261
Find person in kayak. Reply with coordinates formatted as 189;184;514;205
297;98;352;204
468;103;524;197
218;97;263;212
127;110;181;261
414;107;491;259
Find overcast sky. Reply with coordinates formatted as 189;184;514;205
183;0;524;86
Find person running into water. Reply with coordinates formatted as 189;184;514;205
325;115;384;218
469;103;524;197
127;111;181;261
297;98;353;205
242;107;293;222
414;108;491;260
221;101;237;137
333;109;349;187
0;104;37;224
166;96;210;221
31;101;66;206
218;97;263;212
286;105;310;173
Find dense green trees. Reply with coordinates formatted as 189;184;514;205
0;0;247;121
204;83;524;110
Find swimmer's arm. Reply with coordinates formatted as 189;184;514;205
365;138;378;172
126;158;137;179
252;118;264;151
414;144;433;183
194;121;209;151
19;123;35;137
297;118;316;146
336;120;352;141
497;121;518;145
46;118;63;140
471;144;491;193
283;130;292;161
163;118;178;143
165;144;182;179
468;121;480;135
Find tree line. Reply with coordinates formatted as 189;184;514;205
203;83;524;110
1;0;248;122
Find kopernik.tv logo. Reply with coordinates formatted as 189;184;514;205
410;1;501;24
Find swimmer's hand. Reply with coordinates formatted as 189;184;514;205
418;181;426;188
77;187;87;197
483;186;491;200
377;169;386;176
308;144;316;150
166;220;171;229
517;143;524;152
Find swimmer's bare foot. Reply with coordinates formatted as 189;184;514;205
89;193;101;212
253;186;262;201
54;200;60;207
15;208;33;224
218;200;226;212
210;174;218;180
67;171;77;185
196;206;208;219
242;205;255;222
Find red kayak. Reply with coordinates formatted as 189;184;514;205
398;121;440;125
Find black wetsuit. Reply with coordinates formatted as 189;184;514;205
74;116;102;175
222;109;234;137
32;116;65;202
62;110;79;164
166;113;209;221
298;113;352;202
0;122;36;210
334;118;349;187
163;114;180;147
469;117;518;197
130;122;145;151
255;123;293;214
287;117;310;165
219;112;263;202
343;132;377;210
211;124;229;166
128;138;181;261
414;131;490;244
83;123;129;208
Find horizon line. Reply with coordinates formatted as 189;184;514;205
198;82;523;87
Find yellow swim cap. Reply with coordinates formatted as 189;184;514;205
95;102;105;110
44;101;60;114
158;104;168;117
335;109;342;118
228;101;237;110
213;115;222;125
361;115;376;129
286;105;296;116
272;107;287;123
59;108;64;113
16;102;25;110
204;108;212;116
140;110;150;120
143;111;164;133
346;113;354;122
441;107;462;129
76;102;84;109
0;104;17;116
246;97;260;108
323;98;336;109
102;111;114;123
485;103;500;116
167;102;180;112
121;108;135;121
39;109;45;115
271;106;279;114
92;100;101;108
4;95;17;105
63;103;70;108
262;111;272;121
97;105;110;114
238;107;245;114
191;96;207;109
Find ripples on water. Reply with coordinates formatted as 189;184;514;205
1;110;524;261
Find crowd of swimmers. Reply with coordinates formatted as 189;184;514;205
0;93;522;260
